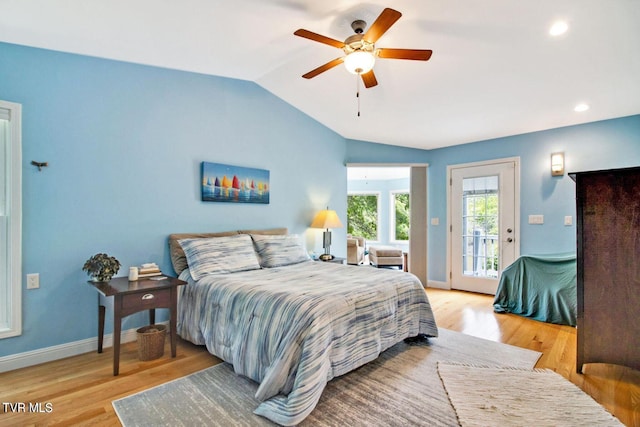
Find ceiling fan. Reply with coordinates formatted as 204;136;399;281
294;7;433;89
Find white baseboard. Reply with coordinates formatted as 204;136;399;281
0;321;168;373
427;280;450;290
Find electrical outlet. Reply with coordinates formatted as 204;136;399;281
27;273;39;289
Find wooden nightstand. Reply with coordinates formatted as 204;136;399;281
88;275;187;376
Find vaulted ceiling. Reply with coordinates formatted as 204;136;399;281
2;0;639;149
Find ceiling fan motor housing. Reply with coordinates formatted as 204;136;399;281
343;34;375;55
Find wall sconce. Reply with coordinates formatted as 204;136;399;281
551;152;565;176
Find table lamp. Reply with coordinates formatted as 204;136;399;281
310;207;343;261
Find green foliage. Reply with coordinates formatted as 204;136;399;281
83;253;121;282
394;193;410;241
463;192;499;275
347;194;379;240
464;193;498;235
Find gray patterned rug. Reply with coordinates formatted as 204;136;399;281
113;328;541;426
437;363;623;426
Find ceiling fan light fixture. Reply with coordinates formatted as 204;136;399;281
344;51;375;75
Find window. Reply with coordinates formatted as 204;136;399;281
391;190;410;242
462;176;499;278
347;192;380;242
0;101;22;339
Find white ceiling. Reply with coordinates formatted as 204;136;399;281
2;0;639;150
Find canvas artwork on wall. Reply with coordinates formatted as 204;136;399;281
201;161;270;204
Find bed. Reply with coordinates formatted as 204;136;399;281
169;229;438;426
493;253;577;326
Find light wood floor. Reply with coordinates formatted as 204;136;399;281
1;288;638;426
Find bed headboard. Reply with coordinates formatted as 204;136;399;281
168;227;288;275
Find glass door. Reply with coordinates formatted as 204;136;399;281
450;161;518;294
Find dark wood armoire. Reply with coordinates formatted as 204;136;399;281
571;166;640;373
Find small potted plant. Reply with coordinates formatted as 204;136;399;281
82;253;121;282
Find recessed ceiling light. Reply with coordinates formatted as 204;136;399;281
549;21;569;36
574;103;589;112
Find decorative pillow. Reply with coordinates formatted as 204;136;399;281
169;228;288;274
178;234;261;280
169;231;237;275
251;234;310;268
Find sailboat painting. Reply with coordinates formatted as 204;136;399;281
201;162;270;204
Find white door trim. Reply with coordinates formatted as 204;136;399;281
0;100;22;339
446;157;520;291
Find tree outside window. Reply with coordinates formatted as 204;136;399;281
392;191;410;241
462;186;499;276
347;193;379;241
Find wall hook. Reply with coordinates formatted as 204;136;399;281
31;161;48;171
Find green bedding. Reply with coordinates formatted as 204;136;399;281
493;253;577;326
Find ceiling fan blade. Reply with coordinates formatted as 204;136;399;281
302;57;345;79
363;8;402;43
361;70;378;88
377;48;433;61
294;29;345;49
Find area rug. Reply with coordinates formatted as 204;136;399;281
437;363;623;426
113;328;541;426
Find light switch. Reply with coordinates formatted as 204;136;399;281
431;217;439;226
564;215;573;226
528;215;544;224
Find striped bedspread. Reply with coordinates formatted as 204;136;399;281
177;261;438;425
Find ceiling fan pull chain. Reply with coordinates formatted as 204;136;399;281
356;75;361;117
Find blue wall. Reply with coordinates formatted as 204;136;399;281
345;139;430;164
0;42;347;357
427;115;640;281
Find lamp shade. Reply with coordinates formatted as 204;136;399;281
551;152;565;176
344;51;375;75
310;209;343;229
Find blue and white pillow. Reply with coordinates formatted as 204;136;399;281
178;234;261;280
251;234;310;268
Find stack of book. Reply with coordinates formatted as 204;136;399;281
138;263;162;278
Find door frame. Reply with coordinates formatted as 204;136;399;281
446;157;520;291
346;163;429;286
0;100;22;339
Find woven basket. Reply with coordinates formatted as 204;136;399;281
136;324;166;361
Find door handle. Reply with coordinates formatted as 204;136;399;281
507;228;513;233
142;293;155;300
507;237;513;243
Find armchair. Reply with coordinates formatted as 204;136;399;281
347;234;365;265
